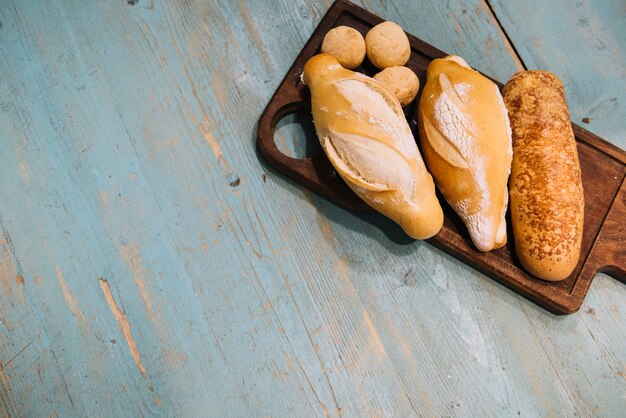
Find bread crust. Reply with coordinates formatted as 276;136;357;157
303;54;443;239
503;71;584;281
365;22;410;69
373;66;419;107
418;56;512;252
321;26;366;69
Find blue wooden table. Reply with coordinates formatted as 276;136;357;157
1;1;624;416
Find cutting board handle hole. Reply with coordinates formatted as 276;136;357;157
274;111;323;160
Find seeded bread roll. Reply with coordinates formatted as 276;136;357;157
303;54;443;239
418;55;512;252
503;71;584;281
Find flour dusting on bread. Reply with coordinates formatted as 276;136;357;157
304;53;443;239
419;55;512;251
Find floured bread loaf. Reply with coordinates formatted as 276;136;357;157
303;54;443;239
418;55;512;251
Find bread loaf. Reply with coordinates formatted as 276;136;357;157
503;71;584;281
303;54;443;239
418;55;512;252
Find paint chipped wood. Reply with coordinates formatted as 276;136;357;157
99;278;147;379
0;0;624;416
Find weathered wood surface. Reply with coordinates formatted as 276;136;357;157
0;0;624;416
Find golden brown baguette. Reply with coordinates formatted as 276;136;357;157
303;54;443;239
503;71;584;281
418;56;512;252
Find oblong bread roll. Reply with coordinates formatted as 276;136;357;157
303;54;443;239
418;55;512;252
502;70;584;281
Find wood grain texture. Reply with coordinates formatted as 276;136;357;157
487;0;626;150
0;0;624;416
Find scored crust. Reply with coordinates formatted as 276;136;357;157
303;54;443;239
418;56;512;252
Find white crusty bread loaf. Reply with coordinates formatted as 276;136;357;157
418;55;512;252
303;54;443;239
503;71;584;281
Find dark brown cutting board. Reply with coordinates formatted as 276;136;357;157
257;0;626;314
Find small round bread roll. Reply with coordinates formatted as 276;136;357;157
365;21;410;69
321;26;366;69
374;66;419;106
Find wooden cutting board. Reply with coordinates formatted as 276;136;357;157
257;0;626;314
